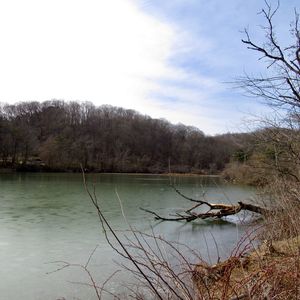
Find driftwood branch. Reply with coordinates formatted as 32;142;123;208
141;185;270;222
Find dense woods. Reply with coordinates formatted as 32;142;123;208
0;101;240;173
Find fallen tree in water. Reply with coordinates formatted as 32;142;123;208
141;185;270;222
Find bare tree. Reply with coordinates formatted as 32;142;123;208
237;1;300;111
227;1;300;185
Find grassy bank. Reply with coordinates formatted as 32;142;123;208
192;179;300;299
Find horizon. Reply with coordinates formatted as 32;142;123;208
0;0;298;134
0;99;257;136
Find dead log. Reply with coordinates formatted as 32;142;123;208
141;185;270;222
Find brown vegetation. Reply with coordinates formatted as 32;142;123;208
222;127;300;186
193;178;300;300
193;236;300;300
0;101;239;174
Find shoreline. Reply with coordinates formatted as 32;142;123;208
0;167;221;177
194;235;300;299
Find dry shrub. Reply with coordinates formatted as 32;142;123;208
193;178;300;300
259;179;300;241
193;237;300;299
222;162;268;186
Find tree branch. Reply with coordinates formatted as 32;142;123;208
141;186;271;223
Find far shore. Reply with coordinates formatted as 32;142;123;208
0;167;221;177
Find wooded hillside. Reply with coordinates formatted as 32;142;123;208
0;101;240;173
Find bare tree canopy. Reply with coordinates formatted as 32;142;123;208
237;1;300;110
0;100;241;173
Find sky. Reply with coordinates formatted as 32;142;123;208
0;0;299;134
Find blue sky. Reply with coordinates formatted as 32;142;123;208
0;0;298;134
136;0;300;133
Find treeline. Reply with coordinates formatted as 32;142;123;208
222;126;300;185
0;100;240;173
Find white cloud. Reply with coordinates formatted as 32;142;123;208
0;0;175;105
0;0;243;134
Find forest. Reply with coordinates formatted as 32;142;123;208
0;100;245;173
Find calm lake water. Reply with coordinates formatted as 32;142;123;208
0;173;255;299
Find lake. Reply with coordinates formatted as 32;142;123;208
0;173;255;299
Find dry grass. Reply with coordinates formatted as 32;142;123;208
193;236;300;299
259;179;300;241
222;162;268;186
193;178;300;300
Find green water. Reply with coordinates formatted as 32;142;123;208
0;173;255;299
